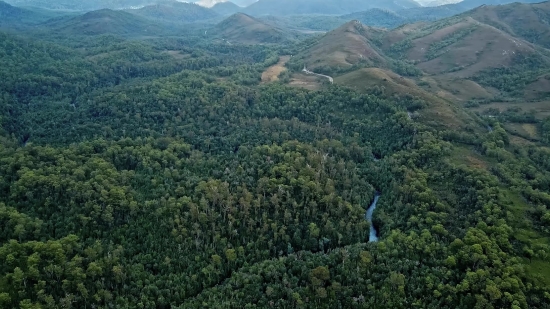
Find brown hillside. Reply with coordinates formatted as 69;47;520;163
214;13;289;44
297;20;387;70
468;2;550;48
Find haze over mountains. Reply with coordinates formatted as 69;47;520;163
1;0;544;13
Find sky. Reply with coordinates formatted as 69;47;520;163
193;0;464;8
194;0;257;7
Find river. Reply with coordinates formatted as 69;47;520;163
366;193;380;242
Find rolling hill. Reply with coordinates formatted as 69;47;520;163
128;1;219;23
243;0;420;16
293;21;387;71
46;9;170;36
213;12;291;44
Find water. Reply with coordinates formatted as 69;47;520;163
366;194;380;242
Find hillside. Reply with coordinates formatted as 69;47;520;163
213;12;291;44
467;1;550;48
243;0;420;16
46;9;170;36
381;15;549;77
293;21;387;72
211;1;242;15
128;1;219;23
335;67;477;130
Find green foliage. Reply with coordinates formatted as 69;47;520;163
542;117;550;144
0;23;549;309
473;54;549;97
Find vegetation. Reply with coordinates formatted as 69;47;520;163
1;1;550;309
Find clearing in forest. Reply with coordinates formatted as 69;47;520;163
261;56;290;83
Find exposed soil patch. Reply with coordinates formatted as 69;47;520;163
261;56;290;83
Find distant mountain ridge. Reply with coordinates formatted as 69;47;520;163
242;0;420;16
213;12;293;44
45;8;170;36
128;1;219;22
0;0;75;28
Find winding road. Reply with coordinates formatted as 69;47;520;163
302;66;334;84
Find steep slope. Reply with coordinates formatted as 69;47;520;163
213;12;291;44
47;9;169;36
243;0;419;16
467;2;550;48
294;21;387;71
211;1;242;16
128;1;219;23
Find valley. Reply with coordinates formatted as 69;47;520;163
0;0;550;308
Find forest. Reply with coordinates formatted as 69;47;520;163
1;7;550;309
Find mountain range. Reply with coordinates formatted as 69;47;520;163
1;0;546;16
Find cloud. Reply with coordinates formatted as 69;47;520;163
194;0;226;7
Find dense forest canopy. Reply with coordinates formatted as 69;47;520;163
1;1;550;309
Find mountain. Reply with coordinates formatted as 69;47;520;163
211;1;242;15
128;1;219;23
294;21;387;71
212;12;291;44
243;0;420;16
46;9;169;36
466;1;550;48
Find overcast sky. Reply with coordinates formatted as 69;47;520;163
194;0;257;7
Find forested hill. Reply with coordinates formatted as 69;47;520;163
44;9;174;36
1;1;550;309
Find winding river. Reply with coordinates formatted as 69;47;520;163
366;194;380;242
